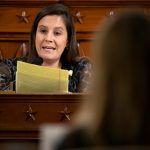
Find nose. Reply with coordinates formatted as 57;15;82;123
45;31;53;42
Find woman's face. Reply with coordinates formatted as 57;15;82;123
35;15;68;67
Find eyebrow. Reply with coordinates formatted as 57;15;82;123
38;25;65;30
54;27;65;31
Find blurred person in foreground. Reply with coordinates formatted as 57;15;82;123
40;9;150;150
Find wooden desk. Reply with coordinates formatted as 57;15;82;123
0;93;85;140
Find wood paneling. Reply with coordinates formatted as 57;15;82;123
0;93;85;139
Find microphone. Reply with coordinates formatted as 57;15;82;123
31;57;43;65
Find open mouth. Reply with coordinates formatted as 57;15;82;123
42;46;56;52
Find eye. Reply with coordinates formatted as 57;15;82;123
37;26;47;34
54;31;62;36
39;29;47;34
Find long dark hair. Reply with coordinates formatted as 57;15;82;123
94;10;150;145
27;3;79;67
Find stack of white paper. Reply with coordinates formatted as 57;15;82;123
16;61;69;93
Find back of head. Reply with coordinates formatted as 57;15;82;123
43;9;150;150
92;9;150;145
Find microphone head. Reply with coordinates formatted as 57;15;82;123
31;57;43;65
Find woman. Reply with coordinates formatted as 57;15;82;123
0;3;91;92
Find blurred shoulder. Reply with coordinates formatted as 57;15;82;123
55;126;92;150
